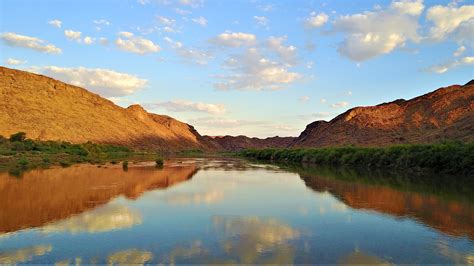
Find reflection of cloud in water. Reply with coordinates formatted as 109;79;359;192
161;190;224;205
107;249;153;265
0;244;52;264
331;202;348;212
41;204;141;234
338;250;391;265
437;240;474;264
214;216;300;246
168;240;208;264
213;216;300;264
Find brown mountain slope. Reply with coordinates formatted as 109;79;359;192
0;66;211;151
204;135;295;151
292;81;474;147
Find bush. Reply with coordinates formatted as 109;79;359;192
122;160;128;170
59;161;71;168
155;158;164;167
9;132;27;142
239;142;474;176
18;157;29;167
42;157;51;164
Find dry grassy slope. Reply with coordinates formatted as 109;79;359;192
0;66;211;151
293;81;474;147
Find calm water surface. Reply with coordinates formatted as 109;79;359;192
0;158;473;264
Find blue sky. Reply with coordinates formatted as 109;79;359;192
1;0;473;137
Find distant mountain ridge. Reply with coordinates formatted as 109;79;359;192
204;135;294;151
291;81;474;147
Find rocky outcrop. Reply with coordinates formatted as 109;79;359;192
0;67;211;151
292;81;474;147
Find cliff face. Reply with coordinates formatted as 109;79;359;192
292;81;474;147
204;135;295;151
0;67;210;151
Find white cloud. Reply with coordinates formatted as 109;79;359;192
157;15;175;26
331;101;349;108
164;37;213;65
390;0;424;15
1;32;62;54
298;112;333;120
257;4;273;12
299;96;310;102
115;33;161;54
94;19;111;31
210;31;257;47
175;8;191;15
426;56;474;74
426;4;474;43
267;36;297;66
64;30;82;41
118;31;134;38
5;58;26;65
254;16;269;27
214;48;301;91
332;1;422;61
29;66;147;97
320;98;327;103
454;45;466;57
83;36;94;45
190;117;257;128
178;0;203;8
191;16;208;26
305;12;329;28
146;99;226;114
48;19;62;28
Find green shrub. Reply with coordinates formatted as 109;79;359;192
59;161;71;168
155;158;164;167
239;142;474;176
18;157;29;167
9;132;26;142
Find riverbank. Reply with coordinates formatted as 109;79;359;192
239;142;474;176
0;132;161;176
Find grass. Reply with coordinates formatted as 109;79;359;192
0;132;160;174
239;141;474;176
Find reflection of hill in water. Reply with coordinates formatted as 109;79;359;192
298;167;474;240
0;164;197;233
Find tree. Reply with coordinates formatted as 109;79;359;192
9;132;27;142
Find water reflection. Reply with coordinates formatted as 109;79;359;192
213;216;300;264
0;245;52;264
0;163;197;233
41;204;141;234
0;158;473;264
107;249;153;265
297;167;474;239
338;250;391;265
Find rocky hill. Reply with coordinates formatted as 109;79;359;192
292;81;474;147
205;135;295;151
0;67;211;151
